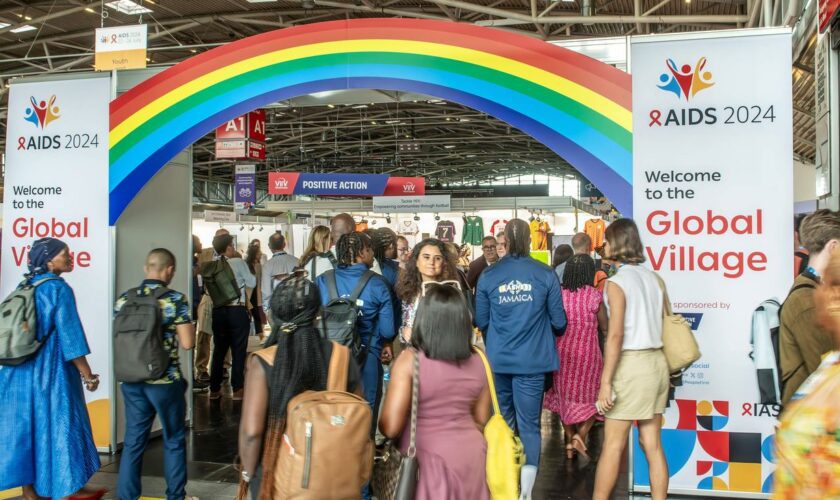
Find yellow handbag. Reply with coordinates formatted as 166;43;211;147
476;349;526;500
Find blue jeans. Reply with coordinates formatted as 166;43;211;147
118;380;188;500
494;373;545;467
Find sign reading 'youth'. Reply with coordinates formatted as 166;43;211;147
631;30;792;497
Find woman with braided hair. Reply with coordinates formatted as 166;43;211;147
316;232;395;500
238;273;362;499
544;254;608;460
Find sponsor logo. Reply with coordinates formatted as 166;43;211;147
678;312;704;331
741;402;781;418
274;178;289;189
24;95;61;129
403;182;416;193
238;187;253;199
657;57;714;101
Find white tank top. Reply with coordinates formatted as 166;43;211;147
604;264;664;350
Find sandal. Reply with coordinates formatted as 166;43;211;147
572;435;590;458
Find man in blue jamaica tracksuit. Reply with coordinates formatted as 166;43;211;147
475;219;566;500
315;231;396;424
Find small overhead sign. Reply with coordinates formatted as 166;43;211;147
95;24;147;71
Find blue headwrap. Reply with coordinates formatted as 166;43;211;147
28;237;68;275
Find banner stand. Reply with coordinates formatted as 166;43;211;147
629;28;792;498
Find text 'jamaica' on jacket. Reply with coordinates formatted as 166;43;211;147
475;255;567;374
316;263;396;355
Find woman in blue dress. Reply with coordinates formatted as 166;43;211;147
0;237;103;499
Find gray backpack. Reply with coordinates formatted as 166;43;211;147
114;287;171;382
0;277;58;366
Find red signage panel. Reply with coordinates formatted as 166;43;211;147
384;176;425;196
248;109;266;143
215;116;247;140
820;0;840;31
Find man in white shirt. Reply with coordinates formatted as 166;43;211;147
208;234;256;401
261;231;299;322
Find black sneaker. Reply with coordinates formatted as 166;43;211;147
192;380;210;392
196;373;210;384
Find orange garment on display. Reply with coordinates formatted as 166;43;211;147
355;221;369;232
530;220;551;250
584;219;606;252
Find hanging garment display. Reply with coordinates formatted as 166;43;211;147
398;219;420;245
355;220;369;232
462;216;485;246
435;220;457;243
490;219;509;237
584;218;606;252
530;220;552;250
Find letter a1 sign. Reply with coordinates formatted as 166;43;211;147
215;109;266;160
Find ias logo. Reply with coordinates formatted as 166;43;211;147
24;95;61;129
657;57;714;101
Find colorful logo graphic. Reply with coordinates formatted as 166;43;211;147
634;399;775;494
24;95;61;129
657;57;715;101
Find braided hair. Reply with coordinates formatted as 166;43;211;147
371;228;397;262
561;254;596;292
335;231;372;266
259;274;326;499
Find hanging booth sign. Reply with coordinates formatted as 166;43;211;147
215;110;266;160
372;195;450;213
631;30;792;497
1;76;112;448
95;24;147;71
234;164;256;214
204;210;237;223
268;173;425;196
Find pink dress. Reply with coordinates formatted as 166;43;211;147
544;286;603;425
399;351;490;500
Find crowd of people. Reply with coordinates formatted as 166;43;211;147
1;209;839;499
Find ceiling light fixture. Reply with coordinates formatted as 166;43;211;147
327;103;335;108
105;0;153;14
10;25;36;33
85;7;96;13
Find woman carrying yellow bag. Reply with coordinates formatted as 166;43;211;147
476;349;526;500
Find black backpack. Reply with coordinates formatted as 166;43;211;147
318;270;374;364
114;287;171;383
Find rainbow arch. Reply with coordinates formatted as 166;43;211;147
109;19;632;224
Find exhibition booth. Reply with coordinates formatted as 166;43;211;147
0;17;795;498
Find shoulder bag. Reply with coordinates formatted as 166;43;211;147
371;350;420;500
654;274;701;373
476;349;525;499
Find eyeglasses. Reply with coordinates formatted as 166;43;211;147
397;247;410;253
482;245;495;250
421;280;462;296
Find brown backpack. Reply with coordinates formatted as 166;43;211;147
255;342;374;499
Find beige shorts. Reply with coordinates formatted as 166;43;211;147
606;348;669;421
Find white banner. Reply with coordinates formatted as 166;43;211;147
95;24;147;71
372;194;450;213
1;77;112;448
204;210;237;223
631;30;792;497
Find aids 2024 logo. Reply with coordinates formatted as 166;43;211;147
18;94;100;151
24;95;60;129
657;57;715;102
648;56;776;129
